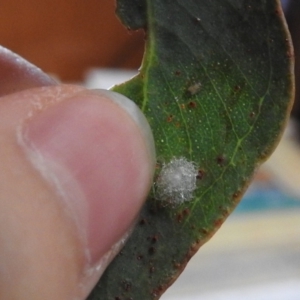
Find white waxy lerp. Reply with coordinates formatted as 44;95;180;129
157;157;198;204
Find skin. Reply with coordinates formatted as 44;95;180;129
0;47;154;300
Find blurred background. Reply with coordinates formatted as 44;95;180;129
0;0;299;299
0;0;144;81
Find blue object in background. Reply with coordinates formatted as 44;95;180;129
281;0;290;12
237;181;300;213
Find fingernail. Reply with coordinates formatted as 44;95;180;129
20;89;156;267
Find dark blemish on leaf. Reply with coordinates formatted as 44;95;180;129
190;243;198;252
187;82;201;95
197;169;205;180
188;101;197;108
167;114;174;122
122;281;132;292
224;207;231;214
176;212;184;223
234;85;241;92
214;218;223;227
220;205;230;215
217;155;226;165
139;218;147;225
151;286;164;298
249;112;255;118
151;235;158;243
180;103;186;109
148;247;156;254
174;262;181;269
158;285;164;291
137;255;143;261
260;151;269;160
177;209;189;223
183;208;190;216
201;228;209;234
175;122;181;128
115;297;121;300
274;8;280;15
174;70;181;76
233;191;241;201
147;235;158;243
186;252;193;260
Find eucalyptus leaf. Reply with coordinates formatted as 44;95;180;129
88;0;294;299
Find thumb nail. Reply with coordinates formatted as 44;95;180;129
20;88;155;280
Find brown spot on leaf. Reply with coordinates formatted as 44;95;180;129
233;192;239;199
152;286;164;298
233;190;243;202
167;114;174;122
176;213;183;223
197;169;205;180
139;218;147;225
174;70;181;76
214;218;223;227
234;85;241;92
201;228;209;234
183;208;190;216
151;236;158;243
188;101;197;108
217;155;226;165
174;262;181;269
249;111;255;118
190;242;198;252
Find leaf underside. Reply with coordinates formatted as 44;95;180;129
88;0;294;299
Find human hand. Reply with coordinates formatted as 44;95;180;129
0;47;155;299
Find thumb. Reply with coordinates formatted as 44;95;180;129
0;85;155;300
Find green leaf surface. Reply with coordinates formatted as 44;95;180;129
88;0;294;299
